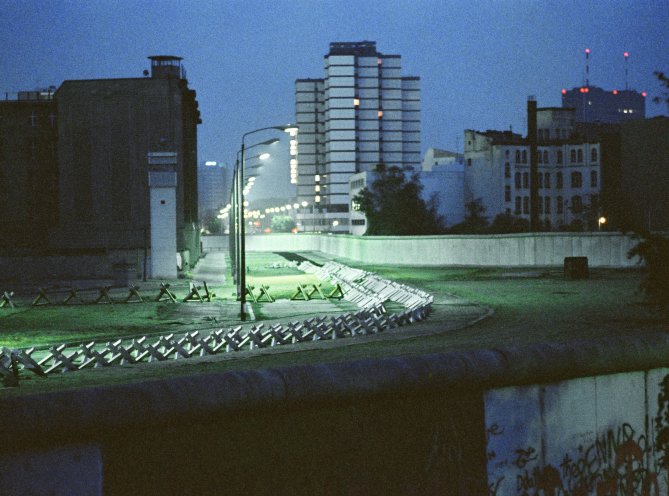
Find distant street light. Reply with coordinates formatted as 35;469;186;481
598;216;607;231
235;125;298;321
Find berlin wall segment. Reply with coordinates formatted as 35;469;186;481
485;368;669;495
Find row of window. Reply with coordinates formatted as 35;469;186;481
510;170;597;190
508;148;598;164
512;195;585;215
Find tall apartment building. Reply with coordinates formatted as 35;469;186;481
464;107;602;231
295;41;420;233
198;160;228;222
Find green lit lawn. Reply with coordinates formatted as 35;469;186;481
0;252;336;350
1;251;666;396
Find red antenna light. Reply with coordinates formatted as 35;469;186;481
642;92;647;97
585;48;591;54
613;90;618;95
584;87;589;93
624;51;629;58
561;89;567;95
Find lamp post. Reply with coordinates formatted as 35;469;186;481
598;216;606;231
237;125;298;321
232;145;275;297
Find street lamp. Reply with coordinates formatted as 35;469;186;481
598;216;606;231
237;125;298;321
231;147;273;293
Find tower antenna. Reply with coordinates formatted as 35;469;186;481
584;48;590;87
624;51;629;90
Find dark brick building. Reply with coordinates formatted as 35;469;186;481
0;56;201;272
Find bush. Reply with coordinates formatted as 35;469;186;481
627;232;669;312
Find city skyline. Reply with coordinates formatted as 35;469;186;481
2;0;667;200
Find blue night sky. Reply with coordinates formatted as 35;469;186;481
2;0;667;200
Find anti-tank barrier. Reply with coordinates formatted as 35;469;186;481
0;262;433;382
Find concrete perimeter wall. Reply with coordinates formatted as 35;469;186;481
3;334;669;494
203;232;639;267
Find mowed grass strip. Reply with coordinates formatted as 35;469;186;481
2;251;666;397
0;251;335;350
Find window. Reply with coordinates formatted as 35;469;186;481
538;172;543;188
577;149;583;163
571;195;583;213
351;219;365;225
571;171;582;188
30;111;38;127
515;150;521;163
515;172;521;189
505;163;510;178
545;196;551;214
523;196;529;214
505;185;511;202
591;148;598;162
570;150;576;163
505;150;510;158
523;172;529;189
467;158;472;167
515;196;521;215
543;150;549;164
544;172;551;189
557;172;563;189
522;150;527;163
557;196;563;214
590;170;598;188
557;150;563;164
538;151;542;164
539;196;543;214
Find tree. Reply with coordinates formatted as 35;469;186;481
449;199;489;234
628;232;669;314
353;165;445;235
270;215;296;233
205;217;222;235
488;212;530;233
653;71;669;112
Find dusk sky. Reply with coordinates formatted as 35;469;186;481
2;0;667;200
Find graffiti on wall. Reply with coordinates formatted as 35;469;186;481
489;421;663;495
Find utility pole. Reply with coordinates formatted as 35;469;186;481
527;96;540;232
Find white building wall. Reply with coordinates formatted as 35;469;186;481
149;172;177;279
464;128;602;230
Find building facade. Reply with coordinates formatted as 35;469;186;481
0;89;58;252
197;160;228;226
464;108;602;231
295;41;420;233
0;56;201;274
561;85;646;124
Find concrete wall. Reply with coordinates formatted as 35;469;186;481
486;369;667;494
3;334;669;494
201;232;639;268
